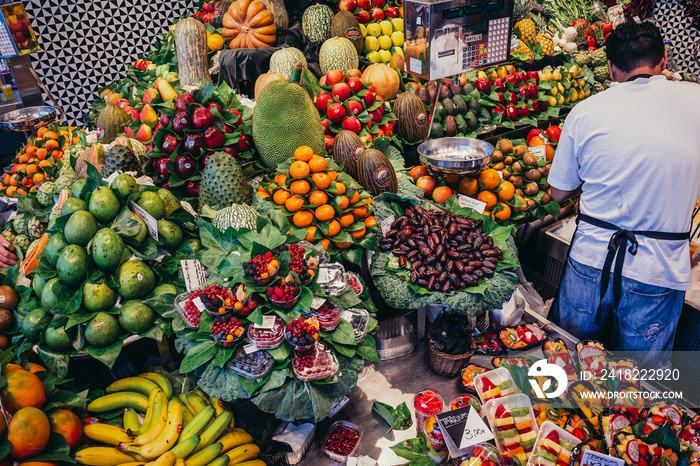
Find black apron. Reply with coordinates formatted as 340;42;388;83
563;74;691;346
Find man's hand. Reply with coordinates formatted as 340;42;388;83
0;236;18;267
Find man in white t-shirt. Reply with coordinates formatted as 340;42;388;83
548;21;700;368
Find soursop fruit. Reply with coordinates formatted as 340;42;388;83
27;217;45;241
199;153;252;213
102;144;143;179
55;172;77;192
13;234;29;254
591;48;607;67
212;204;260;231
37;181;55;206
574;51;591;66
2;229;15;243
13;213;30;235
594;65;610;83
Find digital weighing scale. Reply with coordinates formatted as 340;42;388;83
403;0;515;81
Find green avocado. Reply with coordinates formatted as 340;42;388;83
118;260;156;299
56;244;87;286
119;300;156;334
41;277;61;311
136;191;165;220
88;186;120;224
43;232;70;267
64;210;97;246
20;307;51;342
91;228;126;272
157;219;183;250
85;312;121;348
82;282;117;312
111;173;138;198
61;197;87;217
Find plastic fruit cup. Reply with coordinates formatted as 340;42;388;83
414;389;444;434
249;268;278;286
269;285;301;309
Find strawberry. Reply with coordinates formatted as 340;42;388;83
482;377;497;392
545;430;560;443
495;404;509;418
573;428;586;440
651;415;665;425
638;458;648;466
642;425;653;436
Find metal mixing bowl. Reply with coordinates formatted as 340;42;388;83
418;137;494;175
0;106;56;132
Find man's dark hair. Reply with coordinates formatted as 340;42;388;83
606;21;664;73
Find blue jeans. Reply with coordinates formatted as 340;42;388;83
552;257;684;369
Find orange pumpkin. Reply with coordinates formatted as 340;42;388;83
254;71;285;100
223;0;277;49
361;63;401;100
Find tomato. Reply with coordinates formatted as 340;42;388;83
588;46;598;51
572;18;587;29
587;36;597;47
527;128;543;144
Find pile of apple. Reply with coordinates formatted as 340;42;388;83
143;90;253;197
337;0;402;24
472;68;551;121
315;69;397;151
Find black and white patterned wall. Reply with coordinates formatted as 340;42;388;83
654;0;700;77
11;0;197;125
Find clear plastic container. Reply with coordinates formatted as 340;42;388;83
345;272;363;296
304;300;342;332
248;317;284;349
526;421;581;466
425;414;448;450
450;393;482;415
482;394;539;463
174;290;202;329
341;308;369;343
474;367;519;404
414;389;444;434
227;347;275;382
317;263;347;295
267;283;302;309
210;316;245;348
451;443;502;466
321;420;362;463
292;342;339;382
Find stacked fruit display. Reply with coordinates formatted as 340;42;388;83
314;69;397;150
78;374;262;466
361;17;404;64
336;0;402;24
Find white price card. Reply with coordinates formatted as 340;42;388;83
192;296;206;312
457;194;487;214
243;343;258;354
310;297;326;310
180;259;209;292
380;215;395;237
580;450;625;466
258;315;276;329
15;274;31;288
528;145;547;160
435;406;494;458
129;200;159;241
328;396;350;418
317;266;332;284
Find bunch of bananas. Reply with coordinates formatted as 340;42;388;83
76;373;264;466
361;18;404;63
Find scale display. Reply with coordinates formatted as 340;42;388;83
403;0;514;81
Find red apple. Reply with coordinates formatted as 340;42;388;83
237;134;252;152
527;82;538;99
379;122;393;137
518;85;529;102
158;157;170;178
531;100;541;114
327;103;347;124
368;107;383;123
492;78;505;92
505;105;518;120
346;77;363;94
527;71;539;84
332;82;352;102
183;133;204;154
338;0;357;10
205;101;223;114
326;70;345;86
175;154;197;178
159;113;171;128
192;107;214;128
374;0;386;7
316;91;333;111
184;181;200;197
342;115;362;133
384;5;398;18
346;69;362;78
508;91;519;105
224;145;239;157
360;132;374;146
172;112;190;135
361;89;376;108
355;10;370;23
475;77;491;94
324;134;335;153
146;157;159;173
505;74;517;85
515;71;527;83
358;0;371;8
496;92;505;106
321;118;330;135
347;99;363;116
370;6;385;21
518;105;530;117
175;93;196;111
203;127;225;149
161;133;179;155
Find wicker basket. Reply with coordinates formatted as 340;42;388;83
428;340;476;376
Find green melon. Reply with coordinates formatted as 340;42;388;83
269;47;307;80
302;4;334;42
212;204;260;231
319;37;359;75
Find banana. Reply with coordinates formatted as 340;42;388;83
88;392;149;413
134;388;161;436
177;394;197;417
75;447;135;466
185;443;223;466
204;456;229;466
207;396;226;417
83;423;133;445
231;461;265;466
124;408;142;434
186;392;209;413
153;451;176;466
139;372;174;399
174;460;185;466
218;431;253;455
177;406;214;445
173;398;193;425
225;444;260;466
132;390;168;446
122;400;183;460
106;377;161;397
192;411;232;454
171;435;200;459
117;463;146;466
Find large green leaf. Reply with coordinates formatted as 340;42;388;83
87;340;123;368
180;340;217;373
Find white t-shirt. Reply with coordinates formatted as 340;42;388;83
548;75;700;290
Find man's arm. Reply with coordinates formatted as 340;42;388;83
550;185;581;203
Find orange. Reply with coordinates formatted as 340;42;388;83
284;196;304;212
326;220;341;237
9;175;19;187
337;196;349;210
290;161;310;179
18;154;29;164
308;190;329;205
529;136;546;147
24;145;36;157
349;190;360;204
32;173;44;184
315;204;335;222
51;150;63;161
1;363;24;375
477;191;498;210
305;226;318;242
351;227;366;239
432;186;453;204
308;155;328;173
43;131;58;140
353;205;369;219
516;195;528;211
44;140;59;151
320;238;330;251
478;169;500;190
290;180;311;195
36;148;47;160
363;216;377;227
48;409;82;451
340;213;355;228
334;182;346;195
459;177;479;197
7;407;50;460
444;173;462;186
293;210;314;228
5;186;16;197
207;33;224;50
16;188;27;196
26;363;45;374
36;127;48;138
335;242;352;249
256;186;270;199
327;170;338;181
311;172;330;189
497;180;515;201
493;203;512;221
272;189;291;205
1;370;46;413
294;146;314;162
274;173;287;185
362;197;372;204
25;164;38;175
409;165;429;179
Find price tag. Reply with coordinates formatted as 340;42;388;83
243;343;258;354
409;57;422;74
310;297;326;311
16;274;31;288
457;195;487;214
318;266;332;284
528;145;547;160
380;215;395;237
328;396;350;418
192;296;206;312
181;259;208;292
580;450;625;466
129;200;159;241
258;315;276;329
435;406;494;458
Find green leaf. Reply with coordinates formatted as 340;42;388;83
37;346;70;378
355;335;380;363
212;347;234;368
392;401;413;430
647;425;681;452
180;340;217;373
87;340;123;368
0;437;10;460
52;281;83;315
372;401;396;431
25;432;74;463
320;319;356;345
43;389;87;411
66;312;96;330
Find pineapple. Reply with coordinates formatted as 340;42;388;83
512;39;534;63
513;0;536;44
534;15;554;56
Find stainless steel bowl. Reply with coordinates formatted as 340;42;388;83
418;137;494;175
0;106;57;132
